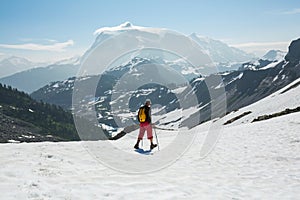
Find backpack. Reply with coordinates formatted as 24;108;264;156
138;106;146;123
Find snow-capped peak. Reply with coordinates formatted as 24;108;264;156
189;33;254;63
2;56;33;66
262;50;286;61
0;56;48;79
93;22;143;35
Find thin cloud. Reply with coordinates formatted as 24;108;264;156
0;40;74;52
281;8;300;15
46;39;59;43
231;41;289;48
19;38;59;43
267;8;300;15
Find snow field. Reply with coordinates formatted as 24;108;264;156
0;111;299;199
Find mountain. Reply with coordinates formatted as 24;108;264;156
238;59;278;71
30;56;203;111
31;37;300;133
238;49;287;71
0;62;80;93
285;38;300;63
223;77;300;126
31;57;187;133
1;22;255;93
182;38;300;127
189;33;255;63
88;23;254;65
84;22;255;73
0;83;79;143
262;50;286;61
0;56;45;78
83;22;220;76
83;22;144;60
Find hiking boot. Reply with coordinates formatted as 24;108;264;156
134;143;139;149
150;143;157;150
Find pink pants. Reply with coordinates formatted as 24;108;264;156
138;122;153;140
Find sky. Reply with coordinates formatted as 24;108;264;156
0;0;300;62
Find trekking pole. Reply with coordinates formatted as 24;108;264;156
153;126;160;151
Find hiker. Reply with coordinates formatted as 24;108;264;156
134;99;157;150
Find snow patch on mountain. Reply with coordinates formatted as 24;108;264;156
189;33;254;63
262;50;286;61
224;72;244;87
260;60;282;70
223;77;300;126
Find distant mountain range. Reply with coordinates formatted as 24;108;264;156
0;56;46;79
0;62;80;93
0;22;255;93
238;50;286;71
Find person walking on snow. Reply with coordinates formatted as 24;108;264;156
134;99;157;150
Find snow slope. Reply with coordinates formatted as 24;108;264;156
0;79;300;199
0;113;299;199
223;77;300;126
